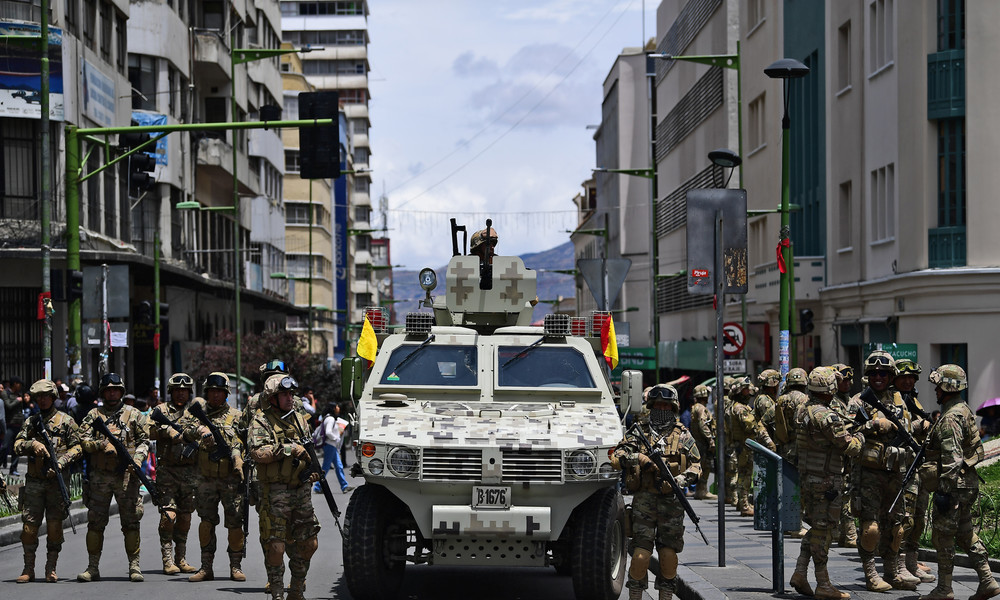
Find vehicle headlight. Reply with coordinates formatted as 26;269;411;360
387;446;419;477
368;458;384;476
568;450;596;478
599;462;617;479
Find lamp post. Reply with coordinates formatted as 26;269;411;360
764;58;809;379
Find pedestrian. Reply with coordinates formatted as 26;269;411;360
314;402;352;494
184;372;246;583
851;350;919;591
789;367;863;599
71;383;97;425
918;364;999;600
248;374;321;600
77;373;150;582
830;363;859;548
728;376;775;516
300;386;317;418
147;373;199;575
4;376;27;476
689;384;717;500
12;379;82;582
611;384;701;600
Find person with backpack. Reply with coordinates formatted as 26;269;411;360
313;403;351;494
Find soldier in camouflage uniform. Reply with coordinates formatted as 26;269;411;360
774;368;809;465
611;384;701;600
148;373;199;575
917;365;998;600
728;376;775;517
789;367;864;599
722;376;738;505
239;359;305;434
689;384;716;500
851;350;919;592
754;369;780;439
248;374;321;600
830;364;859;548
13;379;82;582
77;373;150;582
184;372;246;582
893;359;936;583
469;226;499;264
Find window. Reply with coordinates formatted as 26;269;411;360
202;0;224;30
354;205;370;223
837;21;852;91
286;204;310;224
0;119;38;219
301;60;366;75
355;235;371;252
378;345;478;387
838;181;852;249
104;158;115;236
285;150;300;173
355;265;370;280
180;74;189;120
353;147;369;164
747;0;765;32
868;0;894;74
284;96;298;120
339;89;368;105
168;65;177;116
937;119;966;227
128;55;157;110
354;177;369;194
749;219;765;268
870;164;895;243
83;0;96;50
99;1;111;61
65;0;78;35
204;97;226;138
352;120;367;136
937;0;965;51
115;13;126;74
748;93;765;152
498;347;596;389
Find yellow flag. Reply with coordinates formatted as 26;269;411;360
602;317;619;369
358;315;378;365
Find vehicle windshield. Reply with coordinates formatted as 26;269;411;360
379;344;478;386
497;346;596;388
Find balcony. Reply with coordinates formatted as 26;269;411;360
928;226;966;268
927;49;965;120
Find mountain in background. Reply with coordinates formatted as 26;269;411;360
388;241;576;323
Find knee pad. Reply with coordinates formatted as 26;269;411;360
46;521;64;546
860;521;879;552
227;528;245;553
86;529;104;554
198;520;215;546
21;523;40;546
265;540;285;566
176;512;192;531
890;524;903;553
159;511;177;533
298;535;318;560
658;548;678;579
630;547;652;580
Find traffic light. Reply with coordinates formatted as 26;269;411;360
135;300;153;325
799;308;815;334
68;270;84;302
298;91;340;179
160;302;169;328
129;152;157;195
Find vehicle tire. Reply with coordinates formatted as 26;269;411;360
343;484;406;600
570;487;627;600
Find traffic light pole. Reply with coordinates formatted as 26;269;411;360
40;0;51;378
64;117;336;376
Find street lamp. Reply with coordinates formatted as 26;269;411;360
764;58;809;379
708;148;742;188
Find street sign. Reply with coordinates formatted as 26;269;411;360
723;322;746;356
724;358;746;374
686;188;748;295
577;257;631;309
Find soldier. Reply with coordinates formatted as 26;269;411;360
248;374;321;600
239;359;305;434
185;372;246;582
469;226;499;265
148;373;199;575
722;376;738;506
830;364;859;549
789;367;864;599
754;369;781;438
893;359;936;583
12;379;82;582
851;350;918;592
775;368;810;464
611;384;701;600
918;365;999;600
689;384;717;500
77;373;150;582
728;376;776;517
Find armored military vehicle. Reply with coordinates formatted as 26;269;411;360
340;221;643;600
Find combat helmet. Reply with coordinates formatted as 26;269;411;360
264;373;298;398
757;369;781;388
895;359;922;378
831;363;854;383
807;367;838;395
203;372;230;392
99;373;126;394
863;350;896;375
693;384;711;400
645;384;680;411
259;359;288;382
29;379;58;397
929;364;967;393
167;372;195;392
730;376;753;400
469;227;498;253
786;368;808;388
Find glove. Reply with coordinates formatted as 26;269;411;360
233;454;244;474
308;471;322;484
198;426;215;447
290;444;308;460
637;453;654;469
31;440;50;458
56;456;71;471
167;428;184;442
873;418;896;435
103;441;117;456
933;492;952;514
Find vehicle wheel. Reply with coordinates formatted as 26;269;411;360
570;487;626;600
343;484;406;600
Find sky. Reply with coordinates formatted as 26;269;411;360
367;0;657;270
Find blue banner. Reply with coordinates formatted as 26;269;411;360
131;111;169;165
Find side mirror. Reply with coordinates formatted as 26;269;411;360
341;356;364;401
620;370;644;415
351;356;364;400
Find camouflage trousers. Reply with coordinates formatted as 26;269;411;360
930;487;990;569
694;439;714;483
629;489;685;553
736;447;753;501
156;463;197;514
838;461;854;538
196;473;243;531
853;466;910;555
258;482;320;544
724;446;738;498
85;467;143;532
19;475;69;551
902;482;930;553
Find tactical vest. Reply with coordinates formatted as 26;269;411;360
22;409;78;478
856;389;913;472
197;404;241;478
925;398;984;491
154;403;197;467
624;425;689;493
796;401;847;475
87;406;144;472
255;408;310;486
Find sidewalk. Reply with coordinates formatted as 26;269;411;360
661;496;1000;600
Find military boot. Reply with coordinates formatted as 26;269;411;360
287;577;307;600
77;554;102;582
862;553;891;592
737;495;754;517
17;546;36;583
883;553;917;591
229;550;246;582
918;561;953;600
814;567;850;600
656;577;676;600
628;588;643;600
970;554;1000;600
44;550;59;582
161;541;179;575
125;529;144;582
174;541;197;573
188;551;215;582
694;481;717;500
905;551;935;583
790;542;814;597
839;520;858;548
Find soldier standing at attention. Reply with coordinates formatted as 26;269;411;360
729;376;776;516
148;373;199;575
775;368;810;465
722;377;738;506
689;384;717;500
249;374;321;600
13;379;82;582
789;367;864;599
918;365;999;600
185;372;246;582
77;373;150;582
830;364;859;549
754;369;781;438
611;384;701;600
852;351;918;592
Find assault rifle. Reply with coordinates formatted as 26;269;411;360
283;410;343;535
857;387;920;453
32;413;76;534
91;417;161;505
188;402;233;462
625;422;710;545
149;410;199;460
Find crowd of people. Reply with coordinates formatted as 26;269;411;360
611;352;999;600
2;359;353;600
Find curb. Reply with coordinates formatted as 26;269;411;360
0;493;151;547
918;547;1000;572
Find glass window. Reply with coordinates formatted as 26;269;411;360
498;346;596;388
128;54;157;110
99;1;111;61
379;345;478;387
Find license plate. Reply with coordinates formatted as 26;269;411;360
472;486;511;509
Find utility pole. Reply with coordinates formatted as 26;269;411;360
40;0;51;378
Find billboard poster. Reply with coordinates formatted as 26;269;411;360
0;20;64;120
132;111;168;165
83;59;115;126
333;164;348;355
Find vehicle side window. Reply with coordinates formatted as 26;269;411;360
497;346;596;388
379;345;478;386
